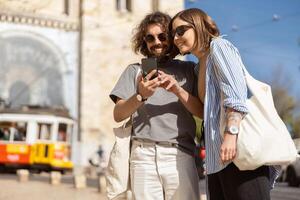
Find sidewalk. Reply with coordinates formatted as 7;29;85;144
0;173;108;200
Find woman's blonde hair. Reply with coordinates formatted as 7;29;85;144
171;8;220;53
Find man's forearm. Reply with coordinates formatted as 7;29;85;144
113;94;144;122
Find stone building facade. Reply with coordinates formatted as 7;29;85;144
0;0;184;165
80;0;184;164
0;0;81;163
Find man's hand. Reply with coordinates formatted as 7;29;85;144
158;70;182;95
138;69;161;99
220;133;237;163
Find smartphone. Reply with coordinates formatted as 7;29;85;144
141;57;158;79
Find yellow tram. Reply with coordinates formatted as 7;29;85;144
0;105;74;172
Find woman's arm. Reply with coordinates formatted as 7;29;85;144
211;38;248;113
158;70;204;118
175;87;204;118
210;38;248;162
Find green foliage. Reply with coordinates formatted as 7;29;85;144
194;116;203;144
291;116;300;138
271;84;300;138
272;87;296;125
269;66;300;138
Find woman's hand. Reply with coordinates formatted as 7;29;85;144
158;70;182;95
220;109;242;163
220;133;237;163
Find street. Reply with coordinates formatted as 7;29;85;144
271;182;300;200
199;179;300;200
0;173;107;200
1;173;300;200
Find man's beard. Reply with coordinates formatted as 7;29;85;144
149;44;169;57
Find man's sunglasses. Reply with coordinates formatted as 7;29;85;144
144;33;168;43
172;25;193;37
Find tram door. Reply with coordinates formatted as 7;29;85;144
34;123;53;164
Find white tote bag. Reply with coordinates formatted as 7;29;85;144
220;68;298;170
106;67;141;199
106;119;132;200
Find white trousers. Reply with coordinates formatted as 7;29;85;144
130;140;199;200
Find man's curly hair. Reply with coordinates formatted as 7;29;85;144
132;12;177;58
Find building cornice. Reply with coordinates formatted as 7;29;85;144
0;11;79;31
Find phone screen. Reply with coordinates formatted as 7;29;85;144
141;58;158;79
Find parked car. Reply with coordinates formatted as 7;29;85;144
284;150;300;187
195;144;205;179
280;138;300;187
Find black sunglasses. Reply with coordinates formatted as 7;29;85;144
144;33;168;43
172;25;193;37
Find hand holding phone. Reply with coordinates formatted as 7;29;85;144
141;57;158;80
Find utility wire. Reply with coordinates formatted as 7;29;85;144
227;11;300;33
224;11;300;65
240;48;299;62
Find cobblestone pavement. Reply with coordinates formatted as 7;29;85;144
1;173;300;200
0;173;108;200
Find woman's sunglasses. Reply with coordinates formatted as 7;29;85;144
172;25;193;37
144;33;168;43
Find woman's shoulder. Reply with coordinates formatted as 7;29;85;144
210;37;234;48
210;36;237;54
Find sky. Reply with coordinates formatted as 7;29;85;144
184;0;300;100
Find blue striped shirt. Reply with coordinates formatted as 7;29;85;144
201;37;280;187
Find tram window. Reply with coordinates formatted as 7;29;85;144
58;123;67;142
0;121;27;141
0;127;10;141
38;123;52;140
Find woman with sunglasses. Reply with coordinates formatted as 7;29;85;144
170;8;280;200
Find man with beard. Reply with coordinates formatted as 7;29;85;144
110;12;203;200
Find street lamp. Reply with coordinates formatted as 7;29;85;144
272;14;280;21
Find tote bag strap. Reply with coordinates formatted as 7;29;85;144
128;65;142;125
135;65;142;83
241;65;252;80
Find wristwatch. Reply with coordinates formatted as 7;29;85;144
136;93;147;102
225;125;239;135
